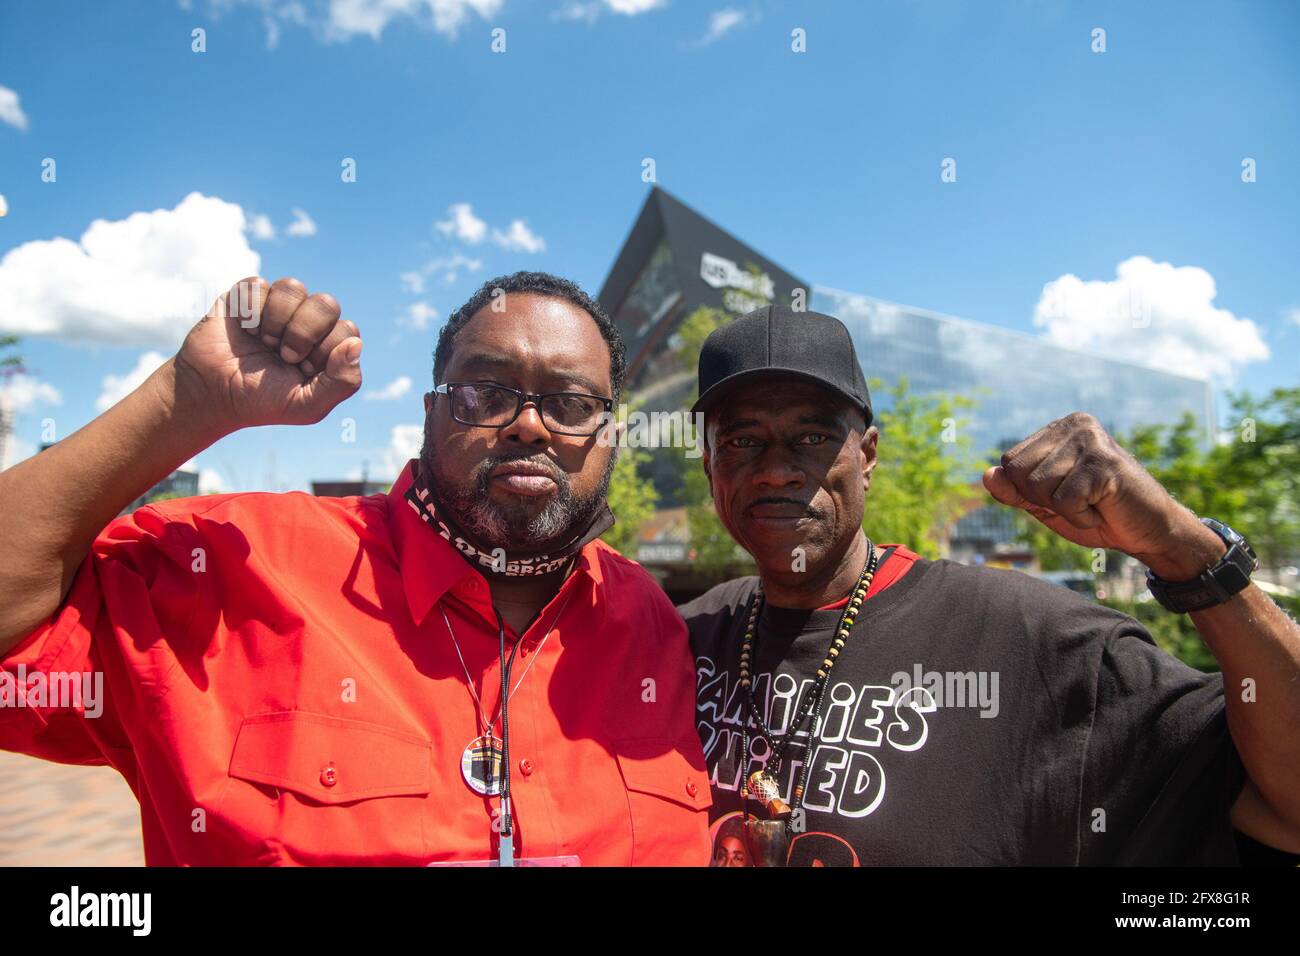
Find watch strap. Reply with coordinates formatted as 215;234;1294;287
1146;518;1257;613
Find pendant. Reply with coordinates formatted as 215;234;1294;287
744;815;792;867
745;770;791;818
462;734;505;796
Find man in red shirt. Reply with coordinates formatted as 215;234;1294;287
0;271;710;866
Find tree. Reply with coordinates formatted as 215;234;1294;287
599;388;661;557
0;334;21;372
1216;387;1300;575
863;376;987;558
601;441;659;556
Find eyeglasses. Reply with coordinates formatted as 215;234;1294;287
433;382;614;437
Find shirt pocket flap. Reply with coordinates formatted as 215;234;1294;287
229;711;432;805
615;738;712;811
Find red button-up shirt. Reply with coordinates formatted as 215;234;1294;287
0;462;711;866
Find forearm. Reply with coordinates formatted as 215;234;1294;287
0;356;229;651
1195;588;1300;823
1145;526;1300;827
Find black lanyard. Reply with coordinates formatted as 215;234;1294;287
495;608;520;867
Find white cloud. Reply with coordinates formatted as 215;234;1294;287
96;351;169;412
698;7;747;45
180;458;229;493
364;375;413;400
286;207;317;236
198;467;229;494
492;219;546;253
1032;256;1269;384
248;213;276;240
0;194;7;217
381;423;424;477
0;374;62;412
0;86;28;131
606;0;664;12
1287;307;1300;329
430;253;483;283
433;203;544;255
202;0;494;44
326;0;503;40
555;0;664;20
404;253;483;291
0;192;260;347
398;301;440;331
246;207;315;240
435;202;488;244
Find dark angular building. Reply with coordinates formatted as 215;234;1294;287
598;186;810;507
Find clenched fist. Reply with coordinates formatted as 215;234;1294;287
981;411;1225;578
174;276;363;430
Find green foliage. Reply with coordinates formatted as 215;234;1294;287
1120;395;1300;574
864;376;987;559
1;334;21;371
1013;514;1096;571
600;390;661;557
602;443;659;556
675;304;730;376
1011;390;1300;578
1215;387;1300;573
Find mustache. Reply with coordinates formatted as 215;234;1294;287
472;453;568;491
744;496;825;518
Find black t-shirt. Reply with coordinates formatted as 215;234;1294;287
679;553;1246;866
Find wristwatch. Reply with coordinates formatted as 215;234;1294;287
1146;517;1258;613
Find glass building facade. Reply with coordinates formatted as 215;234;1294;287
810;285;1216;472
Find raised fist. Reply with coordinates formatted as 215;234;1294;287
175;276;363;429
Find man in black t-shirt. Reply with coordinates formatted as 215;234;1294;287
680;305;1300;865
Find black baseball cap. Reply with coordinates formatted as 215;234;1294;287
691;305;873;427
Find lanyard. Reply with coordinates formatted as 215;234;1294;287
439;589;574;867
495;609;518;867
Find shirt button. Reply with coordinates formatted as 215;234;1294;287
686;779;698;797
519;758;534;776
320;765;338;787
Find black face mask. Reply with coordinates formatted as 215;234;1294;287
403;461;615;577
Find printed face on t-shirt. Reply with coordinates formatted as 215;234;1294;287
711;835;751;867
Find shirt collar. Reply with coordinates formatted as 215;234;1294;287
387;460;606;627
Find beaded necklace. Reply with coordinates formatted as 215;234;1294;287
738;542;880;836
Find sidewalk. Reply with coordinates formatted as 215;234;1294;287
0;751;144;866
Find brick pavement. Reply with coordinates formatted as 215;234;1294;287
0;751;144;866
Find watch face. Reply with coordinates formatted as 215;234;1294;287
1204;517;1246;548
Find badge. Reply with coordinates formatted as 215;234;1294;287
462;734;505;796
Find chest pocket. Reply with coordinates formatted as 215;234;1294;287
220;711;432;865
615;738;712;866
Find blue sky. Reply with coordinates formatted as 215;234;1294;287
1;0;1297;493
